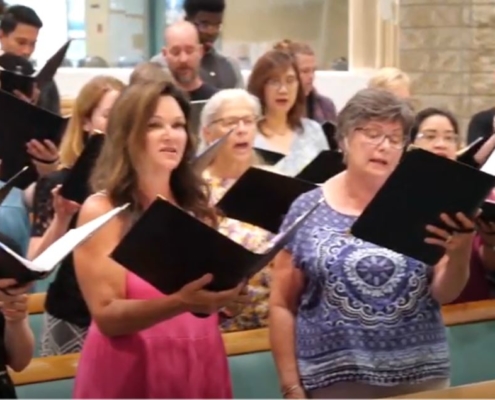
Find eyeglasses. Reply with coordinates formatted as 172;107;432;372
416;131;458;146
211;115;258;130
266;77;298;90
355;127;407;150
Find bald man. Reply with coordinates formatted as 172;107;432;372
161;20;217;101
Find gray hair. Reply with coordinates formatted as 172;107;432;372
199;89;261;132
337;88;415;142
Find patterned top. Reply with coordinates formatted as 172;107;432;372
281;188;450;391
205;171;272;332
254;118;329;176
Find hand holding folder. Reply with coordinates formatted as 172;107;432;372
351;148;495;265
0;203;128;285
111;196;323;294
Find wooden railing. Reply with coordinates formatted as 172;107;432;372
19;296;495;387
10;327;270;385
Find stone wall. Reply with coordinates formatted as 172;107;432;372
399;0;495;139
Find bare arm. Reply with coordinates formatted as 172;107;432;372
29;215;72;259
4;318;34;372
269;250;305;393
430;252;471;305
74;195;189;337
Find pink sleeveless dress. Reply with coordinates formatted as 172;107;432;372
73;271;233;399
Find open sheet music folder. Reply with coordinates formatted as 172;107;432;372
351;148;495;265
0;204;128;284
111;196;322;294
295;150;345;183
216;167;317;233
60;133;105;204
192;128;235;173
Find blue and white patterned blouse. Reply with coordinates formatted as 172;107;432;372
280;188;450;391
254;118;329;176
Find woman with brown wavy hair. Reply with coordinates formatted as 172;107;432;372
72;81;246;399
29;75;125;357
247;50;328;176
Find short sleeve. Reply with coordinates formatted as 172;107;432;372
278;189;321;257
30;171;66;237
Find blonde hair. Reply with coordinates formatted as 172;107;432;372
368;67;410;91
59;75;125;167
129;62;173;85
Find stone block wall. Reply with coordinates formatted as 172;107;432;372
399;0;495;139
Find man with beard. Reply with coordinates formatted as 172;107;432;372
152;0;243;90
163;20;218;101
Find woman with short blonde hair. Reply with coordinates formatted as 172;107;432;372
368;67;411;99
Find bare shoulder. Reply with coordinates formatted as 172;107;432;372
78;193;116;226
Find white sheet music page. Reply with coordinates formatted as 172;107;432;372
30;203;130;272
481;149;495;176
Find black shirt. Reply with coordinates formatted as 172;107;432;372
31;170;90;327
188;83;218;102
200;49;239;90
467;108;495;144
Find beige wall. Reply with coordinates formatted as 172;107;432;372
399;0;495;138
222;0;349;69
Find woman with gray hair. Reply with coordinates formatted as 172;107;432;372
200;88;273;332
269;88;476;398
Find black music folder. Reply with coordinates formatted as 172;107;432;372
480;200;495;223
254;148;285;165
0;166;29;205
456;136;489;168
351;148;495;265
0;204;127;284
192;128;234;173
321;121;339;150
35;40;71;90
296;150;346;183
0;68;34;97
0;89;69;144
59;134;105;204
216;167;317;233
111;196;323;294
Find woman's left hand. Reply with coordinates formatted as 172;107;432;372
26;139;60;177
425;212;476;256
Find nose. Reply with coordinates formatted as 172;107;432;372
277;84;288;94
178;51;189;63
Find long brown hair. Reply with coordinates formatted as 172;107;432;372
91;81;216;225
59;75;125;167
247;50;305;130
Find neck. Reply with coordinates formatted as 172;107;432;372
343;170;383;209
208;157;250;180
138;170;174;208
263;111;289;133
179;77;203;92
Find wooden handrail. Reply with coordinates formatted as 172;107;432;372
441;299;495;326
28;293;46;315
11;327;271;385
395;379;495;398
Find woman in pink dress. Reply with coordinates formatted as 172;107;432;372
72;81;247;399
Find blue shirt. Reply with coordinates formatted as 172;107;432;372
254;118;329;176
280;188;450;390
0;182;30;256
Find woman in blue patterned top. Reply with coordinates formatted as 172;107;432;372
247;50;329;176
269;88;477;398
